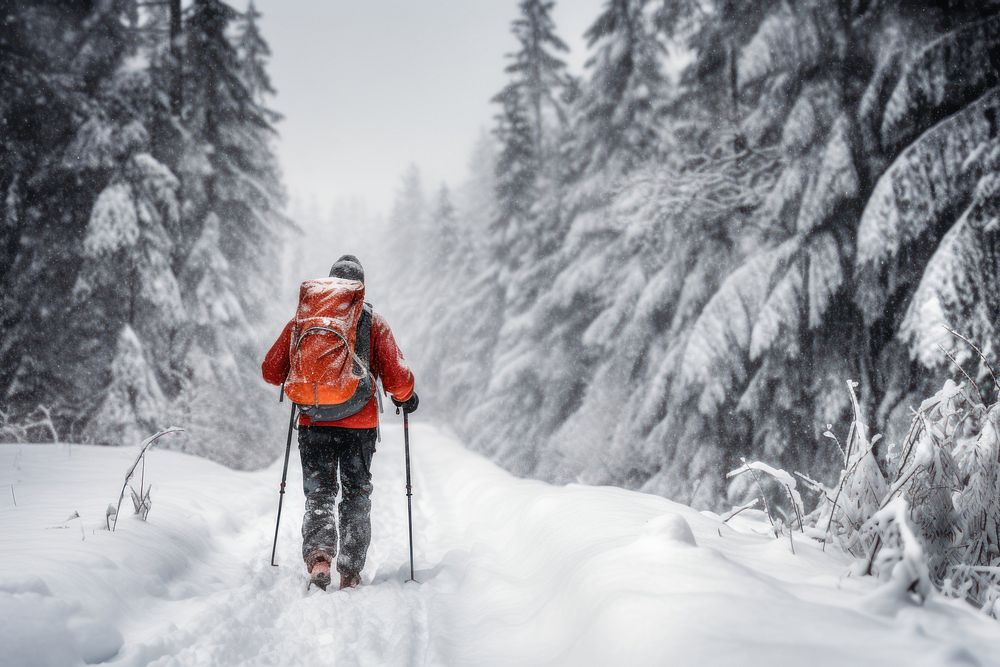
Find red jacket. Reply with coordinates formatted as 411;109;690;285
262;310;414;429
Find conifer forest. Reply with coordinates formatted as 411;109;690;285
9;0;1000;596
8;1;1000;660
1;0;289;466
376;0;1000;508
6;0;1000;504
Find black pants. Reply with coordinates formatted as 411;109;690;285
298;426;377;576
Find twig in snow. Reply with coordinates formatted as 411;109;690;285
685;478;704;508
722;498;760;523
67;511;84;541
844;418;857;467
10;484;15;508
936;343;986;406
942;325;1000;399
728;460;805;539
786;484;804;533
822;425;847;467
112;427;182;531
794;470;831;496
878;464;920;514
892;415;922;482
737;458;778;537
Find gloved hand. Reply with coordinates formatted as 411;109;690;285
392;392;419;414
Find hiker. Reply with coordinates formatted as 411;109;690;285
261;254;418;591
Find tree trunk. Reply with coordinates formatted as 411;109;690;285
169;0;183;118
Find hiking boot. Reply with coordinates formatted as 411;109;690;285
340;572;362;590
309;558;332;591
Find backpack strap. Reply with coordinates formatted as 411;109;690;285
364;303;384;442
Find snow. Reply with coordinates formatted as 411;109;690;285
880;13;1000;151
737;4;827;90
4;425;1000;666
82;183;140;256
726;460;805;524
856;86;1000;319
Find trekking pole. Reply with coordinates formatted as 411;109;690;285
270;402;296;567
401;407;416;582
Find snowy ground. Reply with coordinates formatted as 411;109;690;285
3;424;1000;667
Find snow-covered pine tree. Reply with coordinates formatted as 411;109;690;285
381;165;434;349
184;0;286;314
129;0;184;175
170;210;275;468
505;0;569;159
428;3;572;468
178;212;244;384
0;2;161;435
430;139;504;424
491;83;537;270
429;185;459;272
171;0;288;465
71;149;186;440
4;6;90;408
88;325;168;447
634;0;1000;500
494;0;571;270
236;1;276;107
573;0;670;175
0;0;288;461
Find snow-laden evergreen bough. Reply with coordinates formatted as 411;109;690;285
759;377;1000;617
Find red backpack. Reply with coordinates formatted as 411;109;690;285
283;277;374;421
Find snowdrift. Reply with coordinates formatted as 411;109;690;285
2;425;999;666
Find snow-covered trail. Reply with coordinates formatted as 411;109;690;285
4;425;1000;666
122;424;440;667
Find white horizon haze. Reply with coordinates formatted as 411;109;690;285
253;0;603;217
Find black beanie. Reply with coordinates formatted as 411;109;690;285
329;254;364;283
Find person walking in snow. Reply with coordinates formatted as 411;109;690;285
262;255;418;591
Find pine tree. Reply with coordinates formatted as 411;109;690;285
88;325;168;447
1;2;146;430
179;212;245;383
0;0;288;463
184;0;285;293
640;0;1000;496
69;150;185;422
175;0;286;464
430;185;459;269
389;164;429;259
488;1;571;276
385;165;431;332
236;1;276;106
505;0;569;156
574;0;670;174
491;84;537;269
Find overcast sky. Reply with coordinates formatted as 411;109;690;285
253;0;603;215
